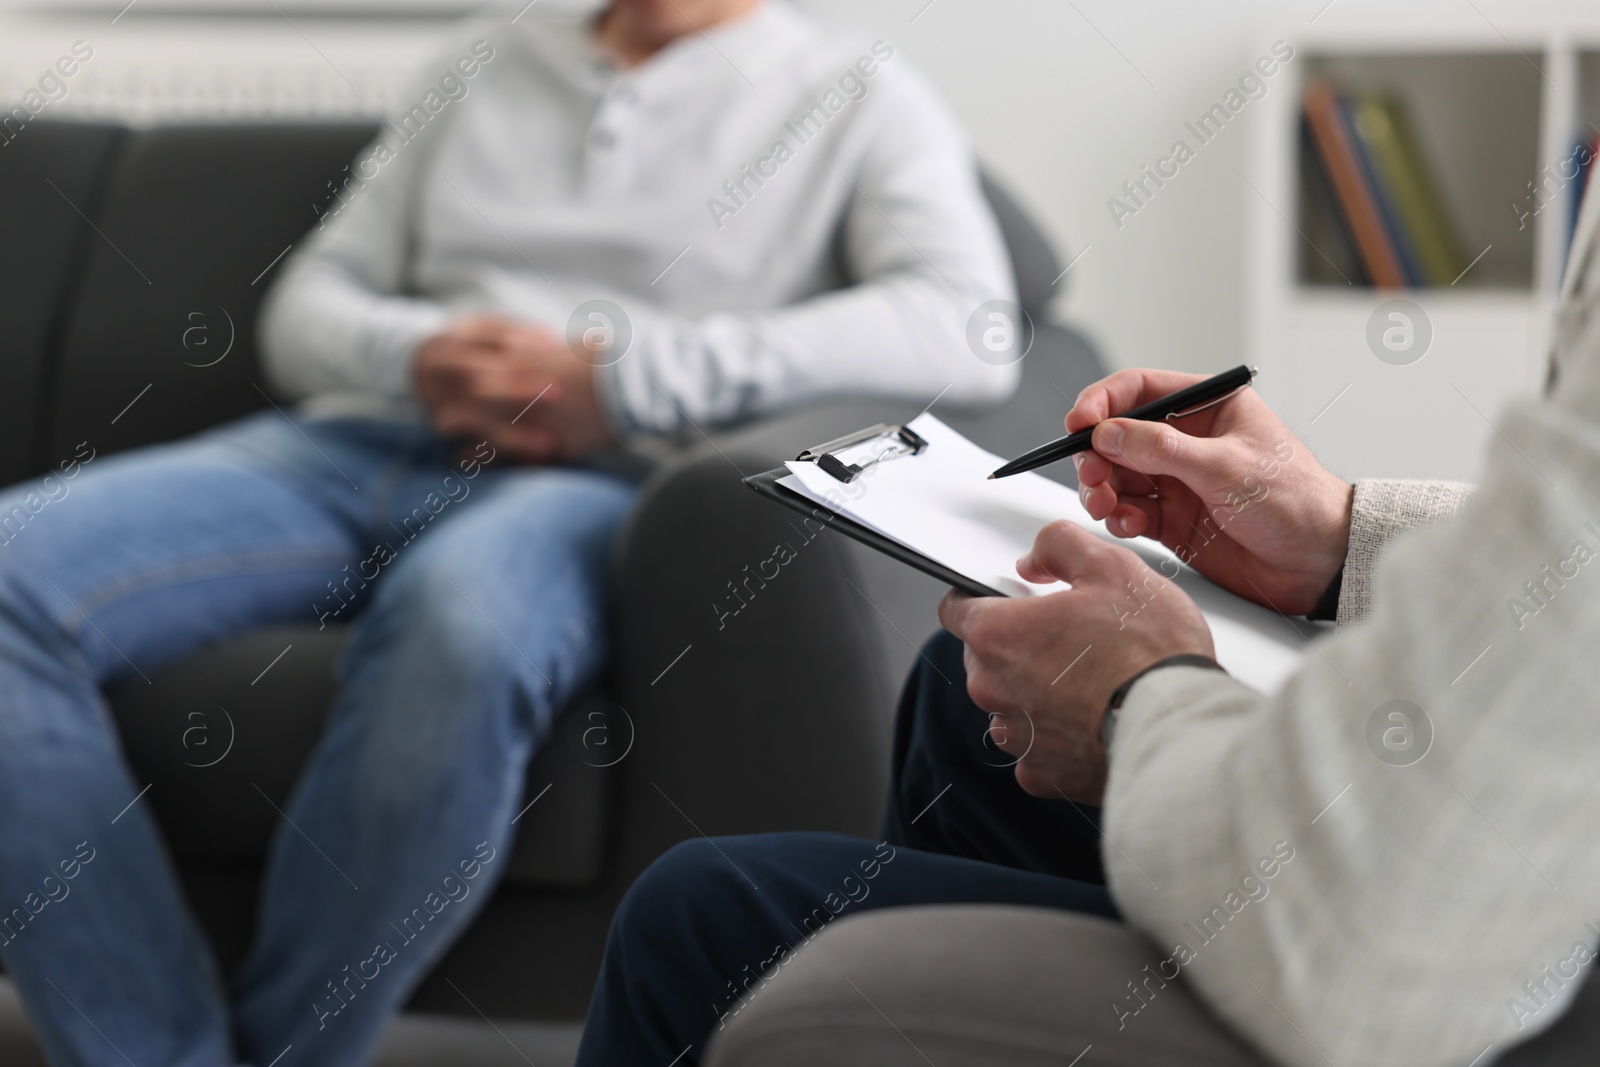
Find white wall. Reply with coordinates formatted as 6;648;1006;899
793;0;1600;382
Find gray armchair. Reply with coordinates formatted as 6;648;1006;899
702;904;1600;1067
0;120;1105;1024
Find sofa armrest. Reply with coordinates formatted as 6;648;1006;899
595;318;1110;858
601;446;896;876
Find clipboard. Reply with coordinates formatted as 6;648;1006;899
744;414;1318;694
743;423;1004;599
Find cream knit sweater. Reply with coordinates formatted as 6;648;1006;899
1102;185;1600;1064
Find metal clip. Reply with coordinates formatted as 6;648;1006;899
796;424;929;483
1165;366;1257;421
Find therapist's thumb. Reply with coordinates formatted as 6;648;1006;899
1092;418;1235;491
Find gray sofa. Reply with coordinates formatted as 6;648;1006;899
0;120;1104;1022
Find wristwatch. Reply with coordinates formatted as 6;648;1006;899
1100;654;1226;755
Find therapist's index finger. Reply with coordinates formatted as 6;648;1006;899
1066;368;1212;433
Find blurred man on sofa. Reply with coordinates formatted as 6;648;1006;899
0;2;1016;1065
576;188;1600;1066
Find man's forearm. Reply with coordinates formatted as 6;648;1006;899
256;97;448;403
259;258;448;401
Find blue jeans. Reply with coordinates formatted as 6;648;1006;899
574;631;1118;1066
0;412;635;1067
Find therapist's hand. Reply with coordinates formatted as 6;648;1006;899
939;521;1214;804
1070;368;1353;615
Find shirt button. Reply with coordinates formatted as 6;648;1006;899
612;85;638;104
591;129;615;148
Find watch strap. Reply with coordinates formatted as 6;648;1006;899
1101;654;1226;754
1307;564;1345;622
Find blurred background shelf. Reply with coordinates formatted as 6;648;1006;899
1244;26;1600;482
1295;50;1543;291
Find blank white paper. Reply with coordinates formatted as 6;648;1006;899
779;414;1317;692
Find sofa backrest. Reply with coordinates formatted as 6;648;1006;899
0;121;1066;487
3;123;376;482
0;122;123;487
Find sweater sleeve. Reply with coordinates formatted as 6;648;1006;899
594;64;1019;433
256;77;457;401
1334;478;1475;628
1100;397;1600;1065
1099;159;1600;1066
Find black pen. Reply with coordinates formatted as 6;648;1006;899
988;365;1258;479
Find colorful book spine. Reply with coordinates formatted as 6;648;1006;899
1302;81;1407;289
1569;133;1599;271
1299;116;1367;285
1344;95;1424;286
1351;96;1465;287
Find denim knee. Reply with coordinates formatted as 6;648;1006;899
324;568;558;816
0;538;82;671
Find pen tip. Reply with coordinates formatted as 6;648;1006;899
986;473;997;480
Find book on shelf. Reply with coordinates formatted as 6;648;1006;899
1301;82;1465;289
1298;116;1367;285
1350;96;1466;286
1301;81;1406;288
1344;95;1426;286
1568;133;1600;273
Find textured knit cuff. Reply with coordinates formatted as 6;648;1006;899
1337;479;1475;629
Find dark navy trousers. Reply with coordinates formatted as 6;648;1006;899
574;630;1119;1066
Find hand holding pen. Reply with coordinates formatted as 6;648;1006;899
1048;366;1355;616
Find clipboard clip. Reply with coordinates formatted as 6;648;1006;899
796;423;929;484
1164;367;1257;421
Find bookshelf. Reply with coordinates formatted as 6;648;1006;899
1243;28;1600;482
